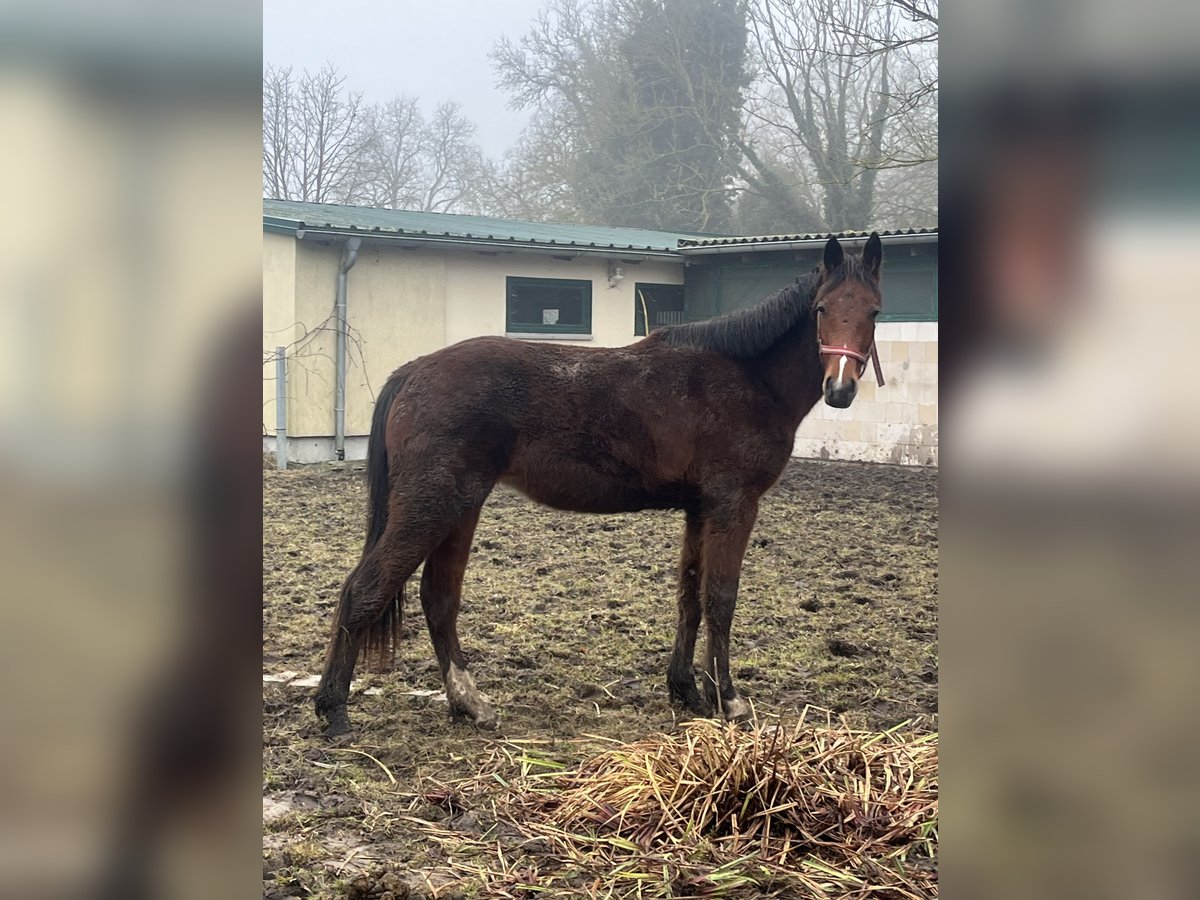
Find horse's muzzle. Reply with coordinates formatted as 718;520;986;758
823;377;857;408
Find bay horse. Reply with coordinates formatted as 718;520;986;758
315;234;884;736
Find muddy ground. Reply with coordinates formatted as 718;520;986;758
263;459;937;898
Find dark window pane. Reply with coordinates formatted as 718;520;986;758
510;289;584;327
634;283;685;335
507;278;591;332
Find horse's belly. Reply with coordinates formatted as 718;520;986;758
498;472;688;514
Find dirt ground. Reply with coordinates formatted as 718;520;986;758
263;458;937;898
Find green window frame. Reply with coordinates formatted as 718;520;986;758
505;276;592;335
634;283;686;336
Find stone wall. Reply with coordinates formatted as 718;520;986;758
793;322;938;466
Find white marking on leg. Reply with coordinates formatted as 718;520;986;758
446;663;497;727
724;695;752;723
446;663;479;703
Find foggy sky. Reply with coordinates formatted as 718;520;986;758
263;0;545;157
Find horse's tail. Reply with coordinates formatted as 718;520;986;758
357;368;408;670
364;369;407;554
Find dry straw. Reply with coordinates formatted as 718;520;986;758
423;707;937;898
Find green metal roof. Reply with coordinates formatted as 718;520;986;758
678;226;938;250
263;199;713;256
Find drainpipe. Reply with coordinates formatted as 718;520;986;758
334;236;361;460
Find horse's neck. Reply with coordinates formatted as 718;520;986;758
753;320;825;428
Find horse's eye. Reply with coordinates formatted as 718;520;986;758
869;309;881;318
816;304;826;315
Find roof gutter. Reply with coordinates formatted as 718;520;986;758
286;225;684;260
677;233;937;256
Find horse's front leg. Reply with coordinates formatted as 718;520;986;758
667;510;707;714
698;497;759;724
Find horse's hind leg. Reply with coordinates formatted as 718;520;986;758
315;472;477;735
420;507;496;728
667;510;707;714
315;536;430;737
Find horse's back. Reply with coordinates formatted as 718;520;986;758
384;334;790;511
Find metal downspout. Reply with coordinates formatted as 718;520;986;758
334;237;361;460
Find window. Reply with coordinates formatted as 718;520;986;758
506;277;592;335
634;283;686;335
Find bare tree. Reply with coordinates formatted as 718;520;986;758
732;143;826;233
263;65;296;201
295;66;369;203
263;66;492;215
473;110;586;222
358;96;427;209
420;102;485;213
871;158;937;227
491;0;749;232
846;0;938;167
263;0;937;229
743;0;937;229
261;64;369;204
878;0;938;107
491;0;638;224
490;0;935;232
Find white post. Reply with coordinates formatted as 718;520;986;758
275;346;287;470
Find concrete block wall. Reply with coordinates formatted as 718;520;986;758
793;322;938;466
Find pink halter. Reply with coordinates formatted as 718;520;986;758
817;311;886;387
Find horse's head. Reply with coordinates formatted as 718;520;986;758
814;234;883;408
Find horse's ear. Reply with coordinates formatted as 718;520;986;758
823;236;844;272
863;232;882;278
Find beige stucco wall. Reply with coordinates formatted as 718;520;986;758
275;240;449;437
262;232;297;436
262;236;682;441
443;252;683;348
793;322;938;466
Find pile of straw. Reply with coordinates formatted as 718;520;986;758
430;709;937;898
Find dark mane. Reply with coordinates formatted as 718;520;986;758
655;272;819;359
655;256;879;359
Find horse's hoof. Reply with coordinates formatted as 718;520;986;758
473;706;499;730
318;704;354;739
721;696;754;726
445;664;498;729
678;702;715;720
323;720;354;742
449;702;499;730
668;685;711;717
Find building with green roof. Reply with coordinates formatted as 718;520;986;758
264;200;937;465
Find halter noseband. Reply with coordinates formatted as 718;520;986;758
817;311;886;387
